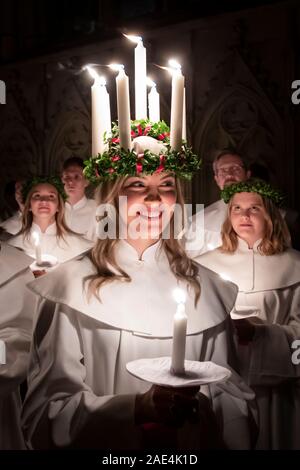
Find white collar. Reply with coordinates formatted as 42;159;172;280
198;242;300;292
28;250;237;337
237;237;262;252
65;196;87;211
116;240;162;264
0;243;33;286
31;222;57;236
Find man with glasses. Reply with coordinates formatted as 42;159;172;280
62;157;96;240
185;150;250;255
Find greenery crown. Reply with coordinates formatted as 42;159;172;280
22;176;68;203
83;119;201;183
221;178;285;206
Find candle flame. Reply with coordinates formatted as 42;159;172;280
32;231;40;246
168;59;181;71
86;66;106;85
173;288;186;304
86;66;99;81
146;77;156;88
220;273;231;282
123;34;142;44
109;63;125;72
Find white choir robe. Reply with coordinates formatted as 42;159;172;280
8;222;93;266
0;243;37;449
0;211;22;235
21;241;255;450
185;200;226;256
198;238;300;449
65;196;97;241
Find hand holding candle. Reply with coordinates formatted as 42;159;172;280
32;231;42;266
171;288;187;375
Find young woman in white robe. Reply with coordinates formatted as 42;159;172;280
21;172;255;450
8;180;92;274
197;182;300;449
0;243;37;449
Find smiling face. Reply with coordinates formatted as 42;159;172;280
119;172;177;241
29;183;59;224
230;192;267;247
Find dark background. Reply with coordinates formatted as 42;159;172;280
0;0;299;214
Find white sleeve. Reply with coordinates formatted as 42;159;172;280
0;268;35;397
22;299;142;450
248;285;300;386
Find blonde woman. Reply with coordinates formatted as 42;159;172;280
198;179;300;449
9;177;92;271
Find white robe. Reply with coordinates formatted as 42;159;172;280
197;238;300;449
8;223;93;267
0;243;37;449
65;196;97;241
0;211;22;235
185;200;226;256
22;241;254;450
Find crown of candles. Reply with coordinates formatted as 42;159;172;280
83;35;201;182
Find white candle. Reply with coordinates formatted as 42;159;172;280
110;64;131;150
32;231;42;265
87;67;111;155
169;60;185;151
182;87;186;141
147;78;160;122
125;35;147;120
171;288;187;374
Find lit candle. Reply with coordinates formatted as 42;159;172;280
109;64;131;150
182;87;186;141
171;288;187;375
32;231;42;265
125;34;147;120
169;59;185;151
87;66;111;155
147;78;160;122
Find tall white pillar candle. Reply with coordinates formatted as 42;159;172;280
124;34;147;120
147;79;160;122
169;61;184;151
135;39;147;119
110;64;131;150
87;67;111;155
182;87;186;141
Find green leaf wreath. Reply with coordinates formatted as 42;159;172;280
84;119;201;183
21;176;68;203
221;178;285;206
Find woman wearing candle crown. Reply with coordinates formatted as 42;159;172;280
21;132;255;450
8;177;92;275
197;179;300;449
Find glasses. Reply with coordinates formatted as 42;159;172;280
215;165;244;177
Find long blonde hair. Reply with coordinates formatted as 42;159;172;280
221;194;291;254
86;176;201;304
21;183;74;240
